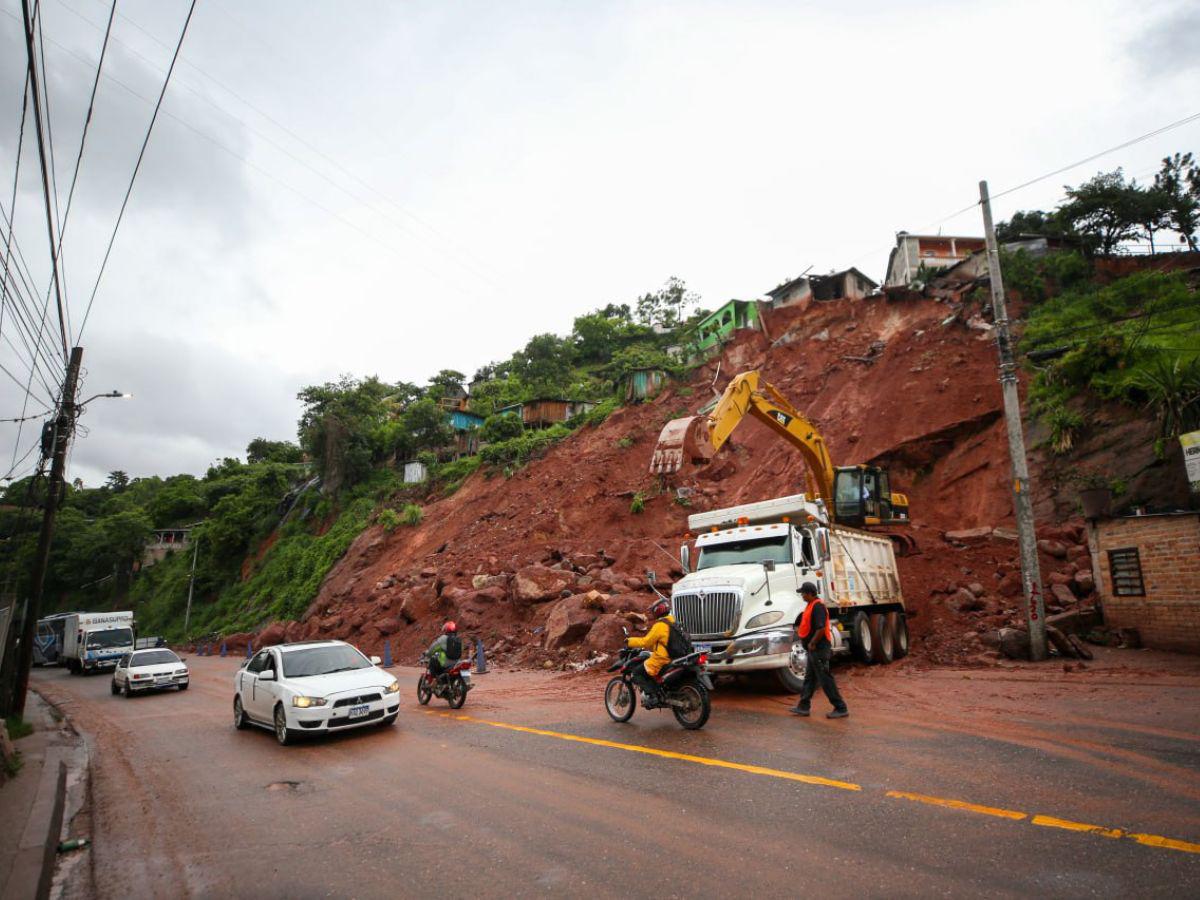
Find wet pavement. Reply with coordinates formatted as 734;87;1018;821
32;651;1200;898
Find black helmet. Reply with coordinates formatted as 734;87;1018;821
649;598;671;619
799;582;819;597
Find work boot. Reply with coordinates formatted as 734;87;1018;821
827;708;849;719
789;705;811;717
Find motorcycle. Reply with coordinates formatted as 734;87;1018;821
416;654;473;708
604;646;714;730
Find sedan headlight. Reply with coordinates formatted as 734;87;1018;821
292;696;328;708
384;681;400;694
746;610;785;629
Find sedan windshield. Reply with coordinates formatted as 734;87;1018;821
282;645;370;678
131;650;179;666
87;628;133;649
697;535;791;570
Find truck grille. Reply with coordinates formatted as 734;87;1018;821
672;592;741;639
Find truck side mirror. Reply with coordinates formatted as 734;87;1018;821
680;545;690;572
761;560;775;572
816;527;832;562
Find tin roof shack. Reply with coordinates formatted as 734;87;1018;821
620;368;669;403
497;399;596;429
884;232;986;287
1090;512;1200;653
142;528;192;568
690;299;761;359
447;409;484;456
766;269;878;310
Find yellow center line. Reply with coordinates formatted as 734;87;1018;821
425;710;860;791
886;790;1027;820
424;710;1200;854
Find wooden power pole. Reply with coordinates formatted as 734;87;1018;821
7;346;84;716
979;182;1047;661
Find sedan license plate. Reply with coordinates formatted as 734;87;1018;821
348;704;370;719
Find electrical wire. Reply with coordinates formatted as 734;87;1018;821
35;0;69;344
75;0;196;342
0;408;51;423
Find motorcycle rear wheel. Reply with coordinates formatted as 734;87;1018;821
447;676;467;709
416;678;432;706
672;683;710;730
604;677;636;722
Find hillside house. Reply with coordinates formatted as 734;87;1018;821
620;368;669;402
497;399;596;428
690;299;760;358
766;268;878;309
142;528;192;567
447;408;484;456
884;232;987;287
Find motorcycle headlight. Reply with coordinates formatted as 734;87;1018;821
384;681;400;694
292;696;328;708
746;611;785;629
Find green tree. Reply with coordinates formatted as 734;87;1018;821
245;438;303;465
297;376;393;493
1130;182;1172;253
634;277;699;329
1154;152;1200;251
995;209;1074;243
480;413;523;444
510;334;576;396
427;369;467;400
400;397;454;452
1058;169;1143;255
106;470;130;492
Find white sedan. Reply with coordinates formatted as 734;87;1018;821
110;648;190;696
232;640;401;745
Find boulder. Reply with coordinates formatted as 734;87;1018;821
1072;571;1095;596
1048;571;1073;586
954;589;986;613
1037;539;1069;559
513;564;577;602
469;585;508;604
399;592;432;625
583;614;629;652
1050;583;1076;606
257;622;286;646
997;627;1031;660
373;616;401;636
1046;607;1102;635
944;527;993;544
967;582;985;597
544;598;598;650
1067;544;1091;563
990;527;1018;542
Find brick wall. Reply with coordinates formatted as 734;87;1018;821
1094;513;1200;653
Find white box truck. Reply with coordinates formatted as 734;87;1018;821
672;494;907;691
62;611;135;674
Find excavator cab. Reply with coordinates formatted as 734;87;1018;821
833;466;910;527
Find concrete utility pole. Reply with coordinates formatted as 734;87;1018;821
7;347;84;716
184;536;199;634
979;181;1047;661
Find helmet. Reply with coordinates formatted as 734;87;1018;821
799;582;819;597
442;621;457;633
649;598;671;619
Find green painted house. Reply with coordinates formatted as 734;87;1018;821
690;299;760;357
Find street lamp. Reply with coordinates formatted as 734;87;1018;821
78;391;131;407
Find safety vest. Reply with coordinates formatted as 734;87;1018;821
798;597;832;643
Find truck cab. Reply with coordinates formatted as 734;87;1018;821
671;495;907;691
63;611;136;674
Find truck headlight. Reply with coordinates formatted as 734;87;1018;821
292;696;327;708
384;681;400;694
746;611;785;629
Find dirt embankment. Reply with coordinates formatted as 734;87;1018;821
226;292;1125;670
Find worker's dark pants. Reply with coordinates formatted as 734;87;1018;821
428;658;445;680
631;661;660;698
799;644;846;712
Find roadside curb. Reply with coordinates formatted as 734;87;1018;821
1;748;66;900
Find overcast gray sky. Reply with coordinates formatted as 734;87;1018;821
1;0;1197;486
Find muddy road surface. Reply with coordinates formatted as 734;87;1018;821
33;652;1200;898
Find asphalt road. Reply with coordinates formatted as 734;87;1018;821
32;654;1200;898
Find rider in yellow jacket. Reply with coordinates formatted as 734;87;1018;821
627;599;674;705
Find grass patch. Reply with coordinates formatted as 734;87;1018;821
399;503;423;526
5;716;33;740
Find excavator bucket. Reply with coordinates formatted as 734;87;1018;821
649;416;714;474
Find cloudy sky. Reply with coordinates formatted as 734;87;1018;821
0;0;1197;486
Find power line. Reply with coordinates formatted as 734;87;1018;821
35;0;69;342
75;0;195;342
0;409;51;423
18;0;70;359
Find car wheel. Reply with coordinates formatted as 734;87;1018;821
773;640;807;693
274;704;295;746
889;611;909;659
850;611;873;664
110;679;119;695
233;695;249;730
869;613;894;664
121;681;130;697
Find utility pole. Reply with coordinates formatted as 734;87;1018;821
183;535;199;634
979;181;1047;661
6;347;83;717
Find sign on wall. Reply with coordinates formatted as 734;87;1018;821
1182;430;1200;493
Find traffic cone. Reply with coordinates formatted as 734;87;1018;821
474;638;488;675
219;642;227;657
246;641;253;658
383;640;393;668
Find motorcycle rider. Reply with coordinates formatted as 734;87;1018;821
426;621;461;683
626;598;673;707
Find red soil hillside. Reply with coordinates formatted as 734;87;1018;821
237;292;1115;670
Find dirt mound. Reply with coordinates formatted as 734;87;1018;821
234;293;1110;670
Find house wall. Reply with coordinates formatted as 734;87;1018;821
1093;513;1200;653
693;301;759;354
886;236;987;286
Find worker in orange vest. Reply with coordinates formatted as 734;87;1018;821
790;582;848;719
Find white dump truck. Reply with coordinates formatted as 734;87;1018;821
62;611;135;674
671;494;907;691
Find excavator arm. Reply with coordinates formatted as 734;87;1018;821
650;371;836;501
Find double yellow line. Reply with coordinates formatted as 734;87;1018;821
426;710;1200;856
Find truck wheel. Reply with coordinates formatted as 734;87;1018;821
888;611;909;659
773;640;807;693
850;612;873;664
869;613;894;664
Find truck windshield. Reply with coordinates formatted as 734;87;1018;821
697;535;791;569
87;628;133;649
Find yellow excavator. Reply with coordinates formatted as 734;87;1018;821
650;370;913;534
